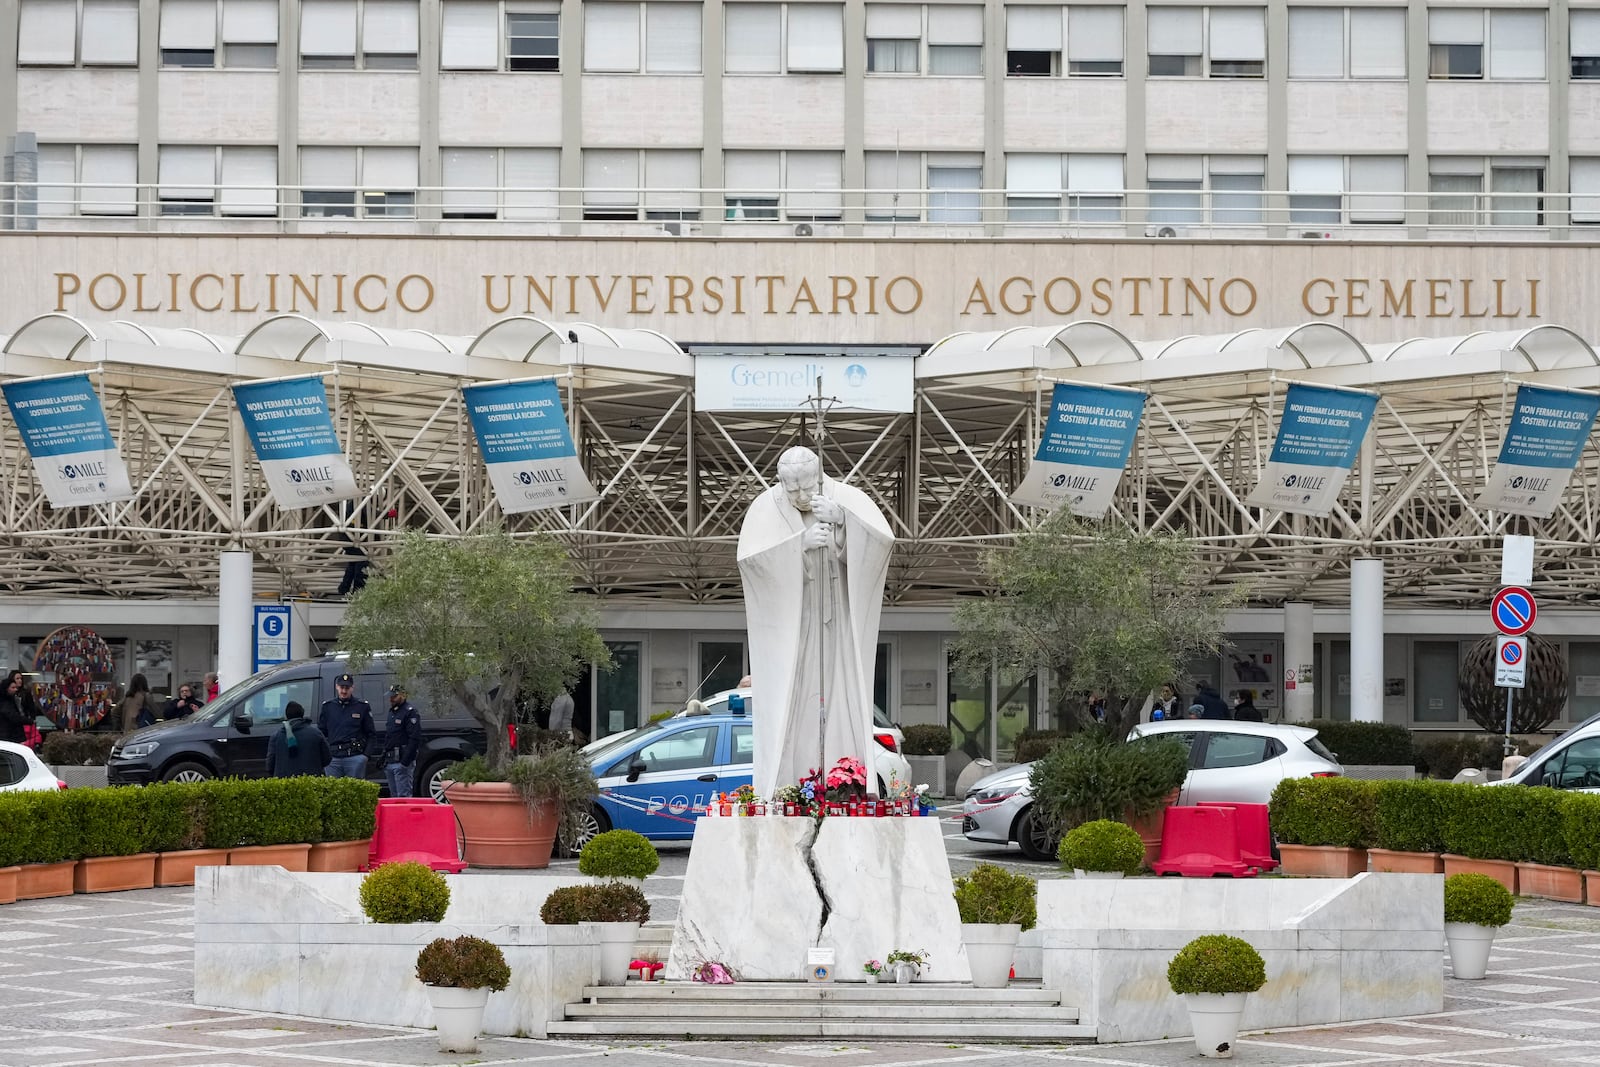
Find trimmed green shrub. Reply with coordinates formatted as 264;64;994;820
415;935;511;991
202;779;321;848
1310;721;1415;766
360;861;451;923
1444;872;1513;927
1374;779;1456;854
1059;819;1147;875
0;794;36;866
75;786;154;857
15;790;83;864
144;781;210;853
1496;786;1572;866
508;745;600;852
39;732;118;767
1028;729;1188;840
1440;784;1514;860
320;778;380;843
1414;735;1537;780
901;725;953;756
539;882;651;924
1166;935;1267;995
578;829;659;880
952;862;1037;929
1563;793;1600;872
1268;776;1378;848
1014;738;1057;763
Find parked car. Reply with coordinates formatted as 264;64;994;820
675;686;913;796
106;654;486;799
1488;712;1600;792
0;739;66;792
961;720;1345;860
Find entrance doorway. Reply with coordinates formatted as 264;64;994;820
945;646;1037;768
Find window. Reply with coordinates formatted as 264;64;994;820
441;2;560;72
927;156;982;222
159;144;278;215
301;0;419;70
300;146;418;217
37;144;138;216
864;151;982;222
724;2;843;73
1148;6;1263;78
620;724;718;775
1146;155;1268;228
442;147;559;220
19;0;139;67
1289;156;1341;226
1004;153;1124;223
1489;162;1543;226
865;153;915;221
1541;737;1600;789
1575;10;1600;79
584;2;702;73
157;0;277;68
1287;7;1405;79
239;679;317;726
723;150;842;221
1287;155;1406;227
581;148;701;220
0;751;30;787
1199;732;1272;769
1006;5;1059;75
1429;8;1544;80
927;5;982;74
1429;157;1545;226
1348;156;1406;223
1572;158;1600;224
1412;641;1461;722
866;4;918;72
1068;6;1123;75
730;723;754;765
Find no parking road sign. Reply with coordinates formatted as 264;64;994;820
1495;636;1527;689
1491;586;1537;637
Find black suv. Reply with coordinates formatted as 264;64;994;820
106;654;485;798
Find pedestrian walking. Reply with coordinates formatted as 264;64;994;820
1194;682;1231;720
120;673;152;732
319;672;375;778
0;669;35;744
266;701;332;777
381;683;422;798
1232;690;1264;722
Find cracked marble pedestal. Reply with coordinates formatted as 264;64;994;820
666;816;971;982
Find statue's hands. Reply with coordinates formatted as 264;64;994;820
803;522;834;549
810;497;845;524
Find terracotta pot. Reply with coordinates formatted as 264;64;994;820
1368;848;1445;875
1584;870;1600;907
155;848;230;887
74;853;157;894
443;781;557;869
1442;854;1517;895
1127;788;1182;869
308;839;372;873
1515;861;1583;903
1278;844;1368;878
16;861;76;900
0;865;18;905
228;844;312;871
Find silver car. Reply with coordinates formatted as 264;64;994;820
960;720;1345;861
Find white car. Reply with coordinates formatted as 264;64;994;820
677;687;914;795
0;740;66;792
1489;712;1600;792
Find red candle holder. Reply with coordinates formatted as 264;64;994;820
784;802;798;816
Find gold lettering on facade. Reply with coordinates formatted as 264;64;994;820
788;278;820;314
1182;277;1212;316
667;275;694;313
396;274;434;313
961;278;995;316
830;275;856;313
629;275;654;314
1303;278;1335;317
89;273;126;312
755;276;783;314
291;274;320;312
999;276;1033;315
1382;280;1414;318
1090;278;1114;316
884;276;922;314
54;272;80;310
1344;278;1369;318
703;276;725;313
230;274;259;313
135;273;162;312
1043;277;1081;316
1219;278;1257;317
1121;277;1150;316
353;274;388;313
189;273;225;313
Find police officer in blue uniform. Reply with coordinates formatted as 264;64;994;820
319;672;375;778
381;683;423;797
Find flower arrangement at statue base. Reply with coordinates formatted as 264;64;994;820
719;758;930;819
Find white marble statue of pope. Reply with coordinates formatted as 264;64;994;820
738;446;894;800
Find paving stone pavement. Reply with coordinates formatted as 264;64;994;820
1;886;1597;1067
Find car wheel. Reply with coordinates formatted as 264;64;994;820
421;760;454;803
1015;804;1059;862
558;805;611;858
162;760;214;784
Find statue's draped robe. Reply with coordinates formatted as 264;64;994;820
738;478;894;799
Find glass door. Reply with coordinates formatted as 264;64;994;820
1413;641;1461;724
696;640;746;702
594;640;641;739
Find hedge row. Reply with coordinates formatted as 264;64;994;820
1269;776;1600;869
1307;721;1540;776
0;778;378;868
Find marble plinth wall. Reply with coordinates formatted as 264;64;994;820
668;817;972;983
1038;873;1444;1043
193;866;598;1037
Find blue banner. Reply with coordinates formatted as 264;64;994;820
1;373;133;507
1012;382;1145;514
232;376;358;509
1477;384;1600;517
463;379;597;512
1247;383;1378;516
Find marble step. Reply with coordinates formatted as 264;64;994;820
577;982;1063;1003
545;1018;1097;1041
565;1002;1080;1021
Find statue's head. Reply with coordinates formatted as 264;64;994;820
777;447;822;511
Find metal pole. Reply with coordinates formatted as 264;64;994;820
814;541;828;787
1504;687;1514;757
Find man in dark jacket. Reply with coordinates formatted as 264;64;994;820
381;683;423;797
1232;690;1264;722
319;672;375;778
266;701;332;777
1195;682;1232;720
162;683;206;721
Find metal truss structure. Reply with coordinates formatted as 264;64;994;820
3;313;1599;610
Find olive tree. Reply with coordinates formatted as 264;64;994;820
339;527;610;771
952;511;1244;738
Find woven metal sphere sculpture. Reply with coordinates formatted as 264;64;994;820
1459;633;1568;734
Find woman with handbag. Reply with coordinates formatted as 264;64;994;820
119;673;152;733
1;670;34;744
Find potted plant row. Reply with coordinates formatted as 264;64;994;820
1267;777;1375;878
0;777;378;904
951;863;1036;988
540;881;652;985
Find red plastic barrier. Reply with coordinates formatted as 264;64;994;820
1150;804;1257;878
364;797;467;873
1198;801;1278;872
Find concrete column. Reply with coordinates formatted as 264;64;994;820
288;599;313;662
1350;559;1384;723
1283;601;1315;723
218;551;254;689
